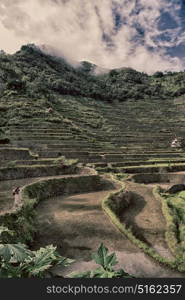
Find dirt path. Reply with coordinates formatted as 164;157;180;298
121;182;173;259
32;188;184;277
0;177;40;213
0;174;81;214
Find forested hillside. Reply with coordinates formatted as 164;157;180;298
0;44;185;103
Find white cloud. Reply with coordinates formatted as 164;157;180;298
0;0;184;74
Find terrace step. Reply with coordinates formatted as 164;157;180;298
90;159;185;168
9;135;76;140
0;148;37;160
0;165;78;181
98;163;185;174
8;159;56;166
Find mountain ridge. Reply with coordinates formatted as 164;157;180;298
0;44;185;103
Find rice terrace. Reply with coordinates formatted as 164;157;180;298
1;45;185;278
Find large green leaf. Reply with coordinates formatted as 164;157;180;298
0;263;23;278
105;253;118;269
32;245;57;266
70;243;134;278
57;256;75;267
92;243;118;270
27;245;57;275
0;244;31;262
28;263;53;276
0;226;14;242
26;245;74;276
92;243;108;268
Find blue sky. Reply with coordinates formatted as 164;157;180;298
165;1;185;58
111;1;185;66
0;0;185;74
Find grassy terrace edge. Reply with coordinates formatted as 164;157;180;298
102;184;183;273
98;163;185;174
153;186;185;272
0;164;78;180
153;186;179;257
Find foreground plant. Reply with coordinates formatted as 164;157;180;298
70;243;134;278
0;226;74;278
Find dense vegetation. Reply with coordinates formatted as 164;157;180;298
1;44;185;103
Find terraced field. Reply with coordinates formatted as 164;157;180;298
1;95;185;277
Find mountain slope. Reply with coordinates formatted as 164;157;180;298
0;44;185;103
